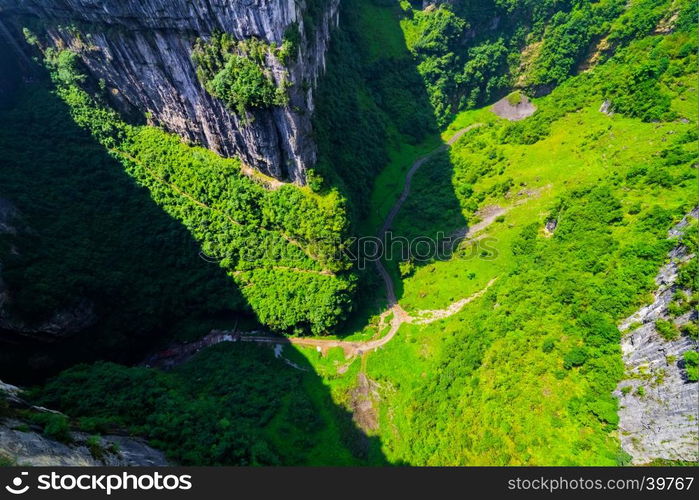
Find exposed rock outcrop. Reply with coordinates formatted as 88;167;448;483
491;92;536;121
0;423;169;466
614;208;699;464
0;0;341;183
599;99;613;115
1;380;169;466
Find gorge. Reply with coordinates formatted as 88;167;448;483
0;0;696;467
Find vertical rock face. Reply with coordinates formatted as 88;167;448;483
0;0;341;183
614;208;699;465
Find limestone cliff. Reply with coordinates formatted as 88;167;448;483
614;208;699;464
0;0;341;183
1;380;168;466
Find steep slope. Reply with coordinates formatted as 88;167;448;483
295;0;698;465
615;211;698;464
399;0;697;124
2;0;696;467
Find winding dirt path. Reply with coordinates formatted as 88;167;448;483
380;124;482;239
260;124;486;356
145;125;493;365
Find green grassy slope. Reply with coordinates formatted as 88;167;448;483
297;2;697;465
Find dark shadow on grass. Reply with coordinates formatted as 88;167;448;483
314;0;468;335
0;79;248;383
0;43;388;465
32;342;388;465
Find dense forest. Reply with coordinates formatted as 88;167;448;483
1;0;696;467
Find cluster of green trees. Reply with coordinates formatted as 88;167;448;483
438;33;695;233
364;2;697;464
398;0;695;125
34;45;356;335
6;0;696;468
401;186;691;464
192;33;288;117
0;82;247;378
30;343;371;465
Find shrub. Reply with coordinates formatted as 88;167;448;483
655;319;679;341
86;435;105;461
542;339;555;353
0;394;11;418
680;322;698;340
399;260;416;278
563;347;588;369
192;34;288;117
43;414;72;443
683;350;698;382
39;47;355;335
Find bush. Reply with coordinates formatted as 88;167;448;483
680;322;698;340
542;339;555;353
399;260;416;278
43;414;72;443
655;319;679;341
563;347;588;369
192;34;287;117
683;350;698;382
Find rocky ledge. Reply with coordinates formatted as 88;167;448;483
614;208;698;464
1;380;168;466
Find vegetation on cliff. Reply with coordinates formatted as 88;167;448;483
398;0;697;125
300;0;697;465
33;343;379;465
0;34;357;336
192;33;289;117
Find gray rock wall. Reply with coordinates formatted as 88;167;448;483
0;0;341;183
614;208;699;464
1;380;169;466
